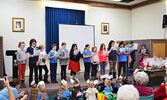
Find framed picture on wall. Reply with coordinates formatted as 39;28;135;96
12;17;25;32
101;22;109;34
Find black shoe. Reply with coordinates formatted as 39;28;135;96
44;80;50;84
55;81;58;83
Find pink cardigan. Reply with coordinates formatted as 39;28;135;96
98;50;108;63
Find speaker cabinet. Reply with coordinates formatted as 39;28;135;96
163;15;167;28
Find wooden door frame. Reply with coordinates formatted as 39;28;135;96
150;39;167;58
0;36;3;77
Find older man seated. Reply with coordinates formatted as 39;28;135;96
133;71;153;96
117;85;139;100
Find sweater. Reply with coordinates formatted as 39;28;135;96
70;50;81;62
58;48;69;65
107;47;117;61
26;46;39;64
16;49;26;64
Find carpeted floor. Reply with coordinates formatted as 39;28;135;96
11;70;134;97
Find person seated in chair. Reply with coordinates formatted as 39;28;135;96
133;71;153;96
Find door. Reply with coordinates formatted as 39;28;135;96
153;42;167;59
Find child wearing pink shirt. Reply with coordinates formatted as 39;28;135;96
91;47;99;80
98;43;108;75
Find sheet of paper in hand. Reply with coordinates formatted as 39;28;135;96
65;53;69;58
113;44;119;50
34;50;40;56
44;54;49;59
120;48;126;53
92;52;97;57
55;52;61;57
74;49;80;55
133;43;138;50
23;53;30;59
103;51;109;56
141;49;146;54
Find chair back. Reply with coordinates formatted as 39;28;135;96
139;94;154;100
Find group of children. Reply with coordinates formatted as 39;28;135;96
57;74;126;100
16;38;149;88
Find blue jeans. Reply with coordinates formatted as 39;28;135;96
50;63;57;82
100;62;106;75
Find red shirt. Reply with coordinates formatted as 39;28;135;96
133;84;153;96
98;50;108;63
153;84;167;100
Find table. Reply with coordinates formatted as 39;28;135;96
139;69;166;87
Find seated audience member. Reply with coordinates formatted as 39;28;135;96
97;75;105;92
85;80;98;100
3;77;15;100
115;76;123;89
28;81;39;100
117;85;139;100
57;79;70;99
38;81;48;100
0;78;26;99
133;71;153;96
153;82;167;100
103;75;113;92
70;78;83;98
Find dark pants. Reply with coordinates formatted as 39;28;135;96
91;63;98;77
118;62;126;77
84;62;91;74
130;60;135;70
29;63;39;84
100;62;106;75
61;65;67;77
39;65;49;81
50;63;57;82
70;71;76;76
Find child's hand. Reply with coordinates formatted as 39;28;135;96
30;55;34;58
22;59;26;62
36;62;39;66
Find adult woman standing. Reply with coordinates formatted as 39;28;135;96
82;44;92;81
107;40;117;78
68;44;81;79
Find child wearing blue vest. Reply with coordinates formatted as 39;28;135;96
118;41;129;77
48;44;58;83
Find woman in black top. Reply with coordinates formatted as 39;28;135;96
68;44;81;79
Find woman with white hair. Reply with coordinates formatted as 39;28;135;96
117;85;139;100
133;71;153;96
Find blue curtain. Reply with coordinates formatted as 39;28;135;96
45;7;85;53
